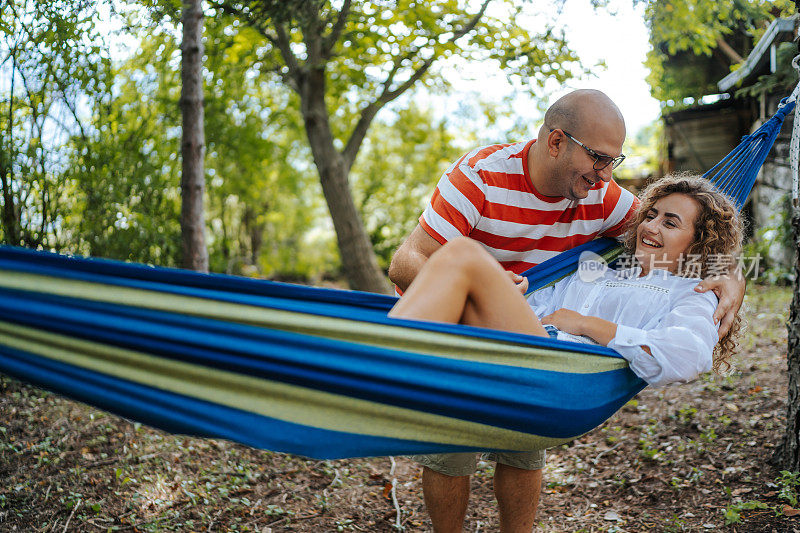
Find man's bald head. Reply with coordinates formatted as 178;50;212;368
542;89;625;140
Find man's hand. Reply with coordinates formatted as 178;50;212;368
507;271;529;295
694;271;745;339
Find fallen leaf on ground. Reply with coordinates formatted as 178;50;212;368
783;505;800;517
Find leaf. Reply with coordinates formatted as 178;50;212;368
382;481;393;499
783;505;800;517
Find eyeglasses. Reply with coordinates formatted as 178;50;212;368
550;129;626;171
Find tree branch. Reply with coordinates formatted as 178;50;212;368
209;1;276;42
321;0;351;59
341;0;492;170
60;88;88;143
716;37;744;64
274;23;302;84
452;0;491;41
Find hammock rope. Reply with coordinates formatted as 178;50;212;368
0;84;797;459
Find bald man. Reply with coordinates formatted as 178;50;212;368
389;89;745;532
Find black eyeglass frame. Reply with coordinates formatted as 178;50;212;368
549;128;626;171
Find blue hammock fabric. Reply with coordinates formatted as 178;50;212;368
703;97;796;209
0;245;642;459
0;98;793;459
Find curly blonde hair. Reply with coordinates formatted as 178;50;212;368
621;173;744;373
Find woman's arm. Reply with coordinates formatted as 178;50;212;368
542;309;655;354
543;289;718;386
609;292;719;386
540;309;616;346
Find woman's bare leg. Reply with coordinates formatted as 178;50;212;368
389;237;547;336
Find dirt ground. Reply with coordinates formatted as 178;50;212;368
1;284;799;532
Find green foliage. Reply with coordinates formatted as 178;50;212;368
198;20;326;277
615;119;663;181
208;0;591;287
4;0;598;281
250;0;587;113
676;405;698;424
0;0;112;248
642;0;794;106
723;500;769;525
64;30;183;264
741;192;794;284
777;470;800;507
351;103;464;268
718;470;800;525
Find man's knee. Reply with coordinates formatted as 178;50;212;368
487;449;546;472
414;452;478;477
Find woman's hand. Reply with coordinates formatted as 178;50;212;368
541;308;586;336
506;271;529;295
542;309;619;346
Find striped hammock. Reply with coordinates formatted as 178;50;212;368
0;97;794;459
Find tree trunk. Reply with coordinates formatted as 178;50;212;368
243;204;265;267
778;206;800;469
0;153;18;246
179;0;209;272
299;71;390;294
1;49;19;246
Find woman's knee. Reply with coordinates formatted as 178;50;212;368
436;237;492;269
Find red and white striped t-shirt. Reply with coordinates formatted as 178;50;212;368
420;139;639;274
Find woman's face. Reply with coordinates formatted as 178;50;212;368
635;193;700;275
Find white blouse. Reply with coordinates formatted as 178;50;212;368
526;262;719;387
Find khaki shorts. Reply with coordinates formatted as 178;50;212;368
412;450;546;477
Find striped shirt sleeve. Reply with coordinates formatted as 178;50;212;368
599;181;639;239
421;151;487;244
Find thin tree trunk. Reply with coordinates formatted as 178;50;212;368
299;73;389;294
243;204;265;267
778;205;800;469
180;0;209;272
1;48;19;246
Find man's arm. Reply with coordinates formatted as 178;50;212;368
694;267;746;339
388;224;443;292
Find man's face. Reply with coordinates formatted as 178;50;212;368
554;129;624;201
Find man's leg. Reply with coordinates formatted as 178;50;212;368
488;450;545;533
494;464;542;533
422;466;471;533
414;453;477;532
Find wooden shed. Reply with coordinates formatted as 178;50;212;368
662;17;797;270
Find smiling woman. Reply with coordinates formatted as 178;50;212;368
635;193;700;276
